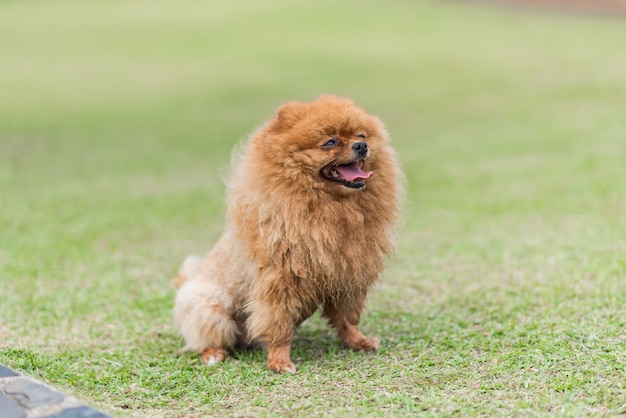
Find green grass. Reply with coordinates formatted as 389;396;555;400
1;0;626;416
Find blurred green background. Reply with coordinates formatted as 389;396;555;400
1;0;625;416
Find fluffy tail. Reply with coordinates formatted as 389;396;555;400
172;256;203;288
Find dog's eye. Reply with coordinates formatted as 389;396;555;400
355;133;366;139
322;138;338;149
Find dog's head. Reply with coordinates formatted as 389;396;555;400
256;95;391;194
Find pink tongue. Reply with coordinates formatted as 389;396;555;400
335;162;373;182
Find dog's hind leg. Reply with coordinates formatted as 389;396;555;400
173;279;239;365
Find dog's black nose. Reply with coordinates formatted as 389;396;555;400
352;141;368;157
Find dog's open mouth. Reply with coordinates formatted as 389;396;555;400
321;160;373;189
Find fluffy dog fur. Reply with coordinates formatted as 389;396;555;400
173;95;401;372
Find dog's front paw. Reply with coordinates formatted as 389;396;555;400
350;336;379;352
267;359;297;373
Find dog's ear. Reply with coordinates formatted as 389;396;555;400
273;101;306;131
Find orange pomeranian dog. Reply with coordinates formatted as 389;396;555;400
173;95;401;373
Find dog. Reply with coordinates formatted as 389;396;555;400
173;95;401;372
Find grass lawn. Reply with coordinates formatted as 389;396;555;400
1;0;625;416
